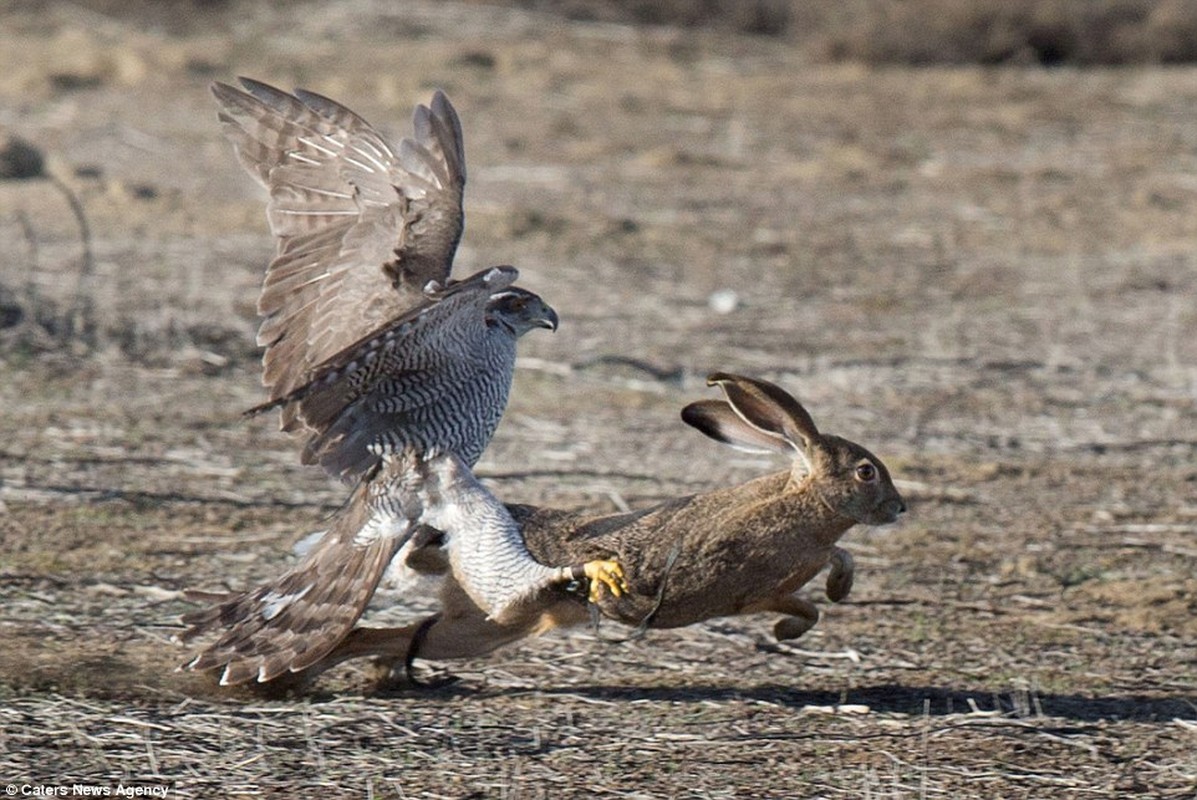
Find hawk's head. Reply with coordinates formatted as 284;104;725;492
486;288;559;336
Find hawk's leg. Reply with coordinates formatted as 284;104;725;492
417;454;627;616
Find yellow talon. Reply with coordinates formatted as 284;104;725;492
583;559;626;602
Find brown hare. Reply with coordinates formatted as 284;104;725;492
302;372;906;684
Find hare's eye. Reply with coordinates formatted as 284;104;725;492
855;462;878;483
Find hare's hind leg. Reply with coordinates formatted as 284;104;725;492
300;586;534;689
367;578;586;686
326;622;426;669
267;620;430;690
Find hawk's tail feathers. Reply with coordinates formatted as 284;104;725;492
178;526;405;686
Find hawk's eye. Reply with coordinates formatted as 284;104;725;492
855;462;878;483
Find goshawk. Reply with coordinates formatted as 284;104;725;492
180;81;623;685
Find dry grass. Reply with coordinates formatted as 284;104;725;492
5;687;1195;797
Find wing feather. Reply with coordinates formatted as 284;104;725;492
212;78;467;409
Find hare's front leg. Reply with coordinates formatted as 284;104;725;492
744;593;820;640
825;547;855;603
748;548;857;642
761;594;822;641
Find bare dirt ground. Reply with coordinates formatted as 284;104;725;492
1;2;1196;797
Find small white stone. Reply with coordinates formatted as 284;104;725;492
708;288;739;315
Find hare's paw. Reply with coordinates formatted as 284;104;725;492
772;596;820;641
366;657;459;693
825;547;855;603
774;615;816;641
582;559;627;603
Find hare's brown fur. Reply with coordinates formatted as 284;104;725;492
309;373;906;683
511;471;851;629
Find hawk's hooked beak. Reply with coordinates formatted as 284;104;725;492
538;307;559;332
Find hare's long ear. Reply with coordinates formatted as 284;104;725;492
681;400;792;455
706;373;821;456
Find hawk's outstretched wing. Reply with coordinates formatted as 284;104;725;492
212;78;466;412
215;81;551;484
